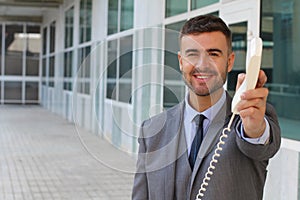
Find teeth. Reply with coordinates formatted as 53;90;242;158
196;75;209;79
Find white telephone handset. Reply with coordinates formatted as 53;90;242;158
195;37;263;200
231;37;263;114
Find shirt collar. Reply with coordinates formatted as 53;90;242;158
184;90;226;123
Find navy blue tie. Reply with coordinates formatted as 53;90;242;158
189;114;206;169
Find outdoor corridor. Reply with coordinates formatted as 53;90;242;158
0;105;135;200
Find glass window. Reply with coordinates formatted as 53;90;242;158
227;22;247;96
4;24;24;76
50;21;56;53
42;27;47;55
0;25;2;76
107;0;134;35
64;51;73;91
120;0;134;31
108;0;118;35
78;46;91;76
64;6;74;91
4;81;22;102
119;82;132;103
165;0;187;18
25;82;38;101
262;0;300;140
107;39;117;78
119;35;132;78
26;25;41;76
49;56;55;87
65;6;74;48
107;81;117;100
191;0;219;10
79;0;92;43
119;35;132;103
164;21;185;80
42;58;47;86
164;21;186;108
106;36;133;103
77;46;91;94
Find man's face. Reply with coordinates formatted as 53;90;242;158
178;31;235;96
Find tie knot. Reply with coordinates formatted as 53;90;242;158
196;114;206;127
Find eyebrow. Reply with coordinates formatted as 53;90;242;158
184;49;200;54
184;48;223;55
207;48;223;55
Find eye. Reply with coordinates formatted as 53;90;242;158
208;52;220;57
186;53;199;57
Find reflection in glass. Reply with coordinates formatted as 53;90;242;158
262;0;300;140
163;85;185;108
50;21;56;53
108;0;118;35
80;0;92;43
106;82;117;100
49;56;55;87
78;46;91;77
228;22;247;95
26;25;41;76
191;0;219;10
5;25;24;76
164;21;185;80
42;27;47;55
0;25;2;75
78;46;91;94
42;58;47;86
164;21;186;108
120;0;134;31
119;35;132;78
165;0;187;18
25;82;38;101
64;51;73;90
65;6;74;48
4;81;22;102
119;83;131;103
107;39;117;78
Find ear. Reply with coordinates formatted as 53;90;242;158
178;51;183;71
227;51;235;72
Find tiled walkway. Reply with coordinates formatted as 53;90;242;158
0;105;135;200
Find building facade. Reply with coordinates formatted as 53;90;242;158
0;0;300;199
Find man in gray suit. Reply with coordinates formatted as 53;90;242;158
132;14;281;200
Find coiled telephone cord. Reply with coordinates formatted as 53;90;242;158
195;114;236;200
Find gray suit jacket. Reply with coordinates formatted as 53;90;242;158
132;94;281;200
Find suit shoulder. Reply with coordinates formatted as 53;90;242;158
142;103;183;127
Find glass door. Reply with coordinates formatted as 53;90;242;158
220;0;261;95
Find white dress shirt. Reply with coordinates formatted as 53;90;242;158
184;90;270;155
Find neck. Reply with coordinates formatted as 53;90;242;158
188;88;224;112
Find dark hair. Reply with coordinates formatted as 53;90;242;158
179;14;232;52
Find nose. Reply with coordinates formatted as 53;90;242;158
194;52;212;68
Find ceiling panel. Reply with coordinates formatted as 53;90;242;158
0;0;63;22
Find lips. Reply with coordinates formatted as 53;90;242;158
193;73;212;81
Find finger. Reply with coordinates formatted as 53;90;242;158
256;70;267;88
236;73;246;90
237;98;265;113
239;106;258;118
241;87;269;101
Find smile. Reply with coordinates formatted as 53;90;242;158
196;75;209;79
